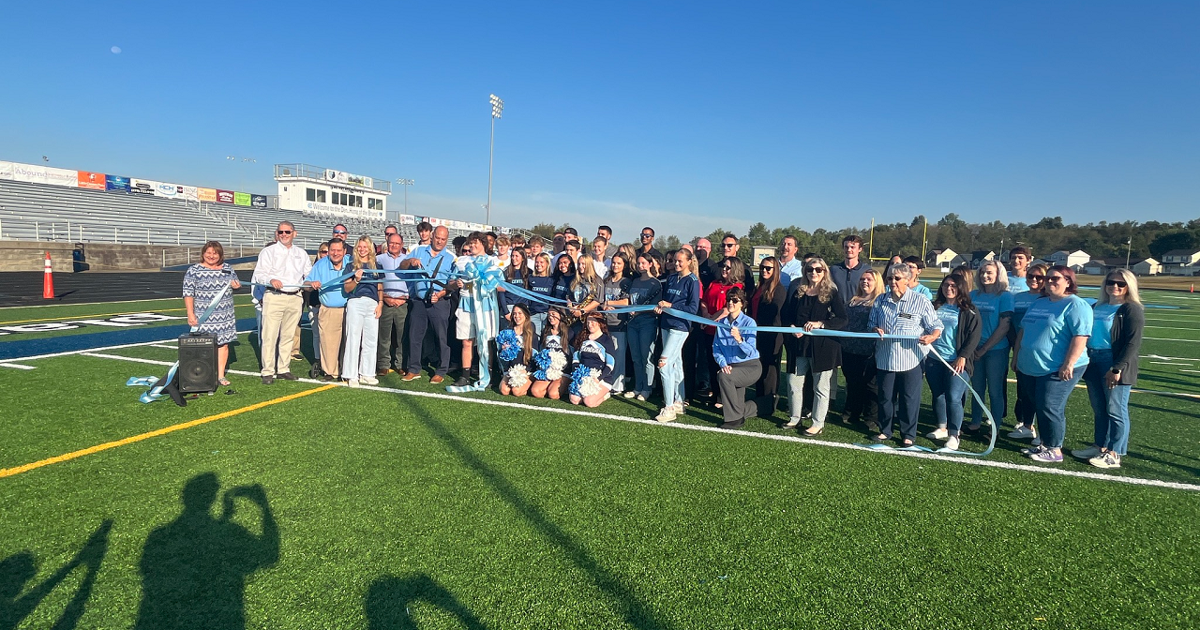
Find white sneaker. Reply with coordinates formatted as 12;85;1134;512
1007;426;1037;440
672;401;684;414
360;376;379;386
655;407;677;423
623;391;637;399
636;393;647;401
783;417;801;429
944;436;960;451
1071;446;1101;460
347;379;360;388
1089;451;1121;469
926;427;949;441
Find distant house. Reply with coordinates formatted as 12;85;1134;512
1131;257;1162;276
1049;250;1090;271
970;250;996;269
926;248;964;271
1162;249;1200;275
1082;260;1110;275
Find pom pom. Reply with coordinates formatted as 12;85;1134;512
534;349;567;381
569;366;602;398
497;329;521;362
506;364;529;388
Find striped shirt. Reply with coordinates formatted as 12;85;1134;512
868;289;943;371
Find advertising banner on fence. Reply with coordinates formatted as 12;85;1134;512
77;171;106;190
106;175;130;192
216;190;235;204
251;194;267;208
10;163;78;187
130;178;156;195
234;192;251;206
400;214;416;225
153;182;182;199
181;186;198;201
198;187;217;202
0;161;13;179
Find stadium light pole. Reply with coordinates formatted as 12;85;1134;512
396;178;414;214
487;93;504;225
1126;238;1132;269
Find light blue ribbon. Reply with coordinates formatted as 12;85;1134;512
128;282;232;403
446;257;504;393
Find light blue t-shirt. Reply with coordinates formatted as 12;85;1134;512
971;290;1014;352
931;304;960;361
1088;303;1121;350
1008;274;1029;293
1012;291;1041;329
1017;295;1093;377
912;283;934;301
778;257;805;288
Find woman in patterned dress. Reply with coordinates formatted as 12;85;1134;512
183;241;242;385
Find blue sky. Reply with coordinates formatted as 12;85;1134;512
2;1;1196;242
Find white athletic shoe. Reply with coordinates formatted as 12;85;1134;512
927;427;949;441
347;379;360;388
360;376;379;386
944;436;961;451
656;407;677;423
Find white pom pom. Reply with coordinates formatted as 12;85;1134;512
578;368;603;397
506;365;529;388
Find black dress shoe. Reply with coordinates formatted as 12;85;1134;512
451;376;471;387
261;376;275;385
277;372;298;381
720;420;745;430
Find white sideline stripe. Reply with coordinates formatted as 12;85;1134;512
73;350;1200;493
148;344;179;350
1183;369;1200;374
1145;337;1200;343
0;362;36;370
999;377;1200;401
1150;361;1190;366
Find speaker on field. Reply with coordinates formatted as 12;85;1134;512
178;333;218;394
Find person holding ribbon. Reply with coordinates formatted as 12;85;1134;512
601;253;633;394
183;241;242;387
551;254;576;303
750;256;788;416
400;225;456;384
839;268;884;430
500;246;530;323
252;221;312;385
569;312;618;407
1072;269;1143;469
498;304;538;397
569;254;604;337
1012;265;1092;464
341;236;382;387
869;263;943;447
967;260;1014;433
305;238;350;382
450;234;501;389
925;274;981;451
1007;263;1048;444
713;287;760;429
698;255;746;406
527;253;555;336
655;249;701;423
531;308;571;400
624;252;663;401
781;257;847;436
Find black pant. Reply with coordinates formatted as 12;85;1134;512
755;331;784;414
1014;369;1036;427
877;365;923;441
407;298;451;376
841;352;878;424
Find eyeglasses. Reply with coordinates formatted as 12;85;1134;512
1046;275;1065;284
1105;279;1128;288
807;267;825;274
277;230;293;234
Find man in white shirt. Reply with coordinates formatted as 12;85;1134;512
251;221;313;384
590;236;611;278
777;235;805;288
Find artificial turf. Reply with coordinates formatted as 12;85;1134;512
2;290;1199;629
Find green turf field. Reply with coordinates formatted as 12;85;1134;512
2;289;1198;629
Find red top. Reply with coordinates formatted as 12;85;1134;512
701;281;742;335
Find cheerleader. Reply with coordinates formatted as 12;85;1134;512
498;304;538;397
531;308;571;400
569;311;618;408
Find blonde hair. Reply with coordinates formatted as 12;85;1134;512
975;260;1008;294
533;253;552;277
799;256;836;303
851;268;885;306
674;248;698;279
573;254;599;291
1097;268;1142;306
352;235;377;270
618;243;637;265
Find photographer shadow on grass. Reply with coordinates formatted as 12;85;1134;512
366;574;489;630
0;520;112;630
133;473;279;630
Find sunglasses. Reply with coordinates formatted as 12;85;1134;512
721;264;733;270
641;233;653;238
1028;274;1045;280
277;230;293;234
888;276;906;282
727;298;743;304
1105;279;1128;288
722;243;737;248
761;265;774;271
333;229;347;234
1046;275;1065;283
807;267;825;274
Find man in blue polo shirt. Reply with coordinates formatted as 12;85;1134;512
376;233;410;376
304;238;350;381
400;226;456;384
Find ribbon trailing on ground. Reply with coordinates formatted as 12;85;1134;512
446;256;504;393
127;282;232;404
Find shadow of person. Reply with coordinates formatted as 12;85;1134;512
0;519;112;630
365;574;489;630
134;473;279;630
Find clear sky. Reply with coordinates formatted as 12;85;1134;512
2;1;1196;242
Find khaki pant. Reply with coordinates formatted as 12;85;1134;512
260;292;304;376
317;305;346;378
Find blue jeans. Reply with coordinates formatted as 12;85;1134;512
627;317;658;396
971;348;1009;427
659;328;688;407
1033;369;1085;449
1083;349;1132;455
529;312;547;338
926;356;969;435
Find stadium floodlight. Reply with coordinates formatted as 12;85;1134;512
396;179;415;214
486;94;504;225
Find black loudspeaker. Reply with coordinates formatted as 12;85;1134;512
178;333;218;394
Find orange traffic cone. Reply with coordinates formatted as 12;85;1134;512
42;251;55;299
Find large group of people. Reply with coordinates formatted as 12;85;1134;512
183;222;1146;469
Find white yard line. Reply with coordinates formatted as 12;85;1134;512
0;362;36;370
69;350;1200;493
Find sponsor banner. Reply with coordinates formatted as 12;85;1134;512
153;182;183;199
181;186;199;201
130;178;156;195
10;163;77;187
234;192;251;206
400;214;416;225
0;161;13;179
106;175;130;192
216;190;235;204
198;187;217;202
251;194;267;208
324;169;349;184
77;171;106;190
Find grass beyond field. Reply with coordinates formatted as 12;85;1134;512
2;289;1198;629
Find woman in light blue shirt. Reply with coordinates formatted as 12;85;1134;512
926;275;981;451
1012;265;1092;463
1007;263;1047;443
713;287;760;429
968;261;1014;432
